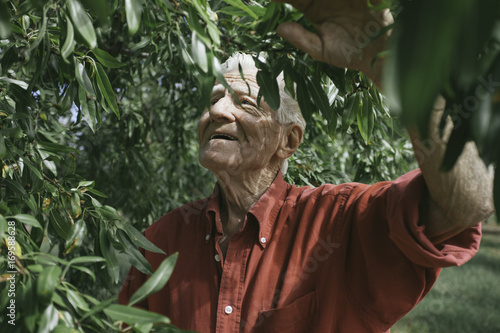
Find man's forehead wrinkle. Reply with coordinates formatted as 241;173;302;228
225;72;259;91
231;83;258;97
212;80;260;98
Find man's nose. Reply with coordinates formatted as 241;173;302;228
209;95;236;122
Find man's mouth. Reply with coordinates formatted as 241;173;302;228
210;134;237;141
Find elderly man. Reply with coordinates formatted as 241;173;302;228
119;0;494;332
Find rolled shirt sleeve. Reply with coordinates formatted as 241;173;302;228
387;169;481;267
340;169;481;330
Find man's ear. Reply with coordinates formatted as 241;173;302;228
276;124;303;160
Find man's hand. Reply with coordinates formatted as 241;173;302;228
409;98;494;243
276;0;393;85
276;1;495;242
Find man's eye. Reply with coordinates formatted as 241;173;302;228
210;98;219;106
241;99;254;106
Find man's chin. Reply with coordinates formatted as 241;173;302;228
199;155;236;173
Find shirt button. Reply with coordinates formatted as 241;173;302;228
260;237;267;244
205;234;210;241
214;254;221;262
224;305;233;314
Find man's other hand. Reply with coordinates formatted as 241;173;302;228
275;0;393;85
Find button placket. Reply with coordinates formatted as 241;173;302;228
215;230;253;332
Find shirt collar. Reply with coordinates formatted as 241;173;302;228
247;171;289;248
204;171;289;248
204;184;221;241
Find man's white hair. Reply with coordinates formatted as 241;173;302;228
220;53;306;174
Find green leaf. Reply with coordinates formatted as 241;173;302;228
155;0;171;24
61;15;76;62
66;0;97;48
356;93;374;144
104;304;170;325
190;0;220;45
9;214;42;229
7;82;36;109
49;209;71;239
27;5;48;55
0;132;6;158
366;0;391;11
71;265;96;281
3;178;27;196
326;105;338;139
134;323;154;333
38;141;78;153
191;32;209;73
186;4;211;46
117;229;153;275
296;77;314;123
129;253;178;306
22;157;43;180
342;93;361;134
2;127;23;139
37;266;62;306
78;85;96;132
99;225;120;283
38;303;59;333
0;215;7;239
306;77;330;116
27;264;44;273
92;48;125;68
78;180;94;188
64;219;87;254
0;45;18;75
0;0;11;38
88;188;108;198
80;296;116;321
256;69;280;111
218;6;248;17
0;77;29;89
121;222;165;254
24;194;38;214
454;1;500;90
68;256;106;265
125;0;143;36
197;73;216;110
257;1;282;36
440;119;469;172
470;90;492;155
81;0;112;24
75;61;96;98
94;62;120;118
221;0;258;19
385;0;471;138
52;325;77;333
66;288;90;311
98;205;121;220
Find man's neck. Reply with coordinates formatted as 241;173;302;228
215;167;278;237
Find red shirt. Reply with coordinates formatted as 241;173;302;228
119;170;481;332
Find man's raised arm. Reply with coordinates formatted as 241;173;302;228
275;0;494;242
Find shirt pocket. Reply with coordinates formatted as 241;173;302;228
253;291;316;333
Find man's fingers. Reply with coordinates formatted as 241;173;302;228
277;22;323;61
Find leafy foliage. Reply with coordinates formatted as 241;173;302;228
385;0;500;212
0;0;495;332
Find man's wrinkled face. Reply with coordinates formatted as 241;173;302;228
197;68;284;175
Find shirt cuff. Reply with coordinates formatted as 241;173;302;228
387;169;481;268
